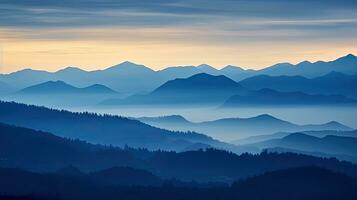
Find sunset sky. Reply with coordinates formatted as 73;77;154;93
1;0;357;73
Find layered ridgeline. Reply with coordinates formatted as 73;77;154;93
0;101;249;153
1;166;357;200
1;54;357;95
18;81;117;94
239;71;357;99
101;73;247;105
137;114;352;141
1;81;121;107
2;122;357;184
221;88;357;107
243;132;357;163
101;73;356;106
234;130;357;145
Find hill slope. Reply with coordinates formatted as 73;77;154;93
0;101;230;151
138;114;352;141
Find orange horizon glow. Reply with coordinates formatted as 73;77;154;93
1;27;357;73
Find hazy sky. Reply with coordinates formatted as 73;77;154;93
1;0;357;72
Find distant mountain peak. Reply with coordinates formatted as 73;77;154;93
297;61;312;65
222;65;243;70
335;53;357;62
106;61;154;72
45;80;68;85
196;64;219;74
283;132;315;140
197;64;214;69
325;121;342;125
254;114;277;120
345;53;357;59
56;66;86;73
83;84;117;93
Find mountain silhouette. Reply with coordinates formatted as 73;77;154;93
234;130;357;145
249;133;357;161
1;54;357;95
222;88;357;106
101;73;247;105
0;101;247;153
1;166;357;200
230;166;357;200
2;121;357;182
18;81;116;94
239;71;357;98
257;53;357;77
138;114;352;141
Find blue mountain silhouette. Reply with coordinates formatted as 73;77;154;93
239;71;357;98
1;54;356;94
18;80;116;94
0;101;249;153
250;133;357;162
234;129;357;145
138;114;352;141
222;88;357;106
101;73;247;105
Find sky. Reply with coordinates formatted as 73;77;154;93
1;0;357;73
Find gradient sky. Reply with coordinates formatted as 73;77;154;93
1;0;357;73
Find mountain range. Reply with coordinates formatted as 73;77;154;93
0;166;357;200
0;101;250;153
2;121;357;182
222;88;357;107
101;73;247;105
247;133;357;163
1;166;356;200
137;114;352;141
18;81;117;94
101;73;356;106
1;54;357;95
234;130;357;145
239;71;357;98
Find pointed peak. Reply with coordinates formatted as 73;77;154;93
253;114;277;120
221;65;244;71
297;60;312;65
324;121;341;125
323;71;345;77
345;53;357;59
106;61;153;72
188;73;227;80
197;64;213;68
335;53;357;62
121;61;137;65
56;66;86;73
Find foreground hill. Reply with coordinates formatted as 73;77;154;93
138;114;352;141
239;71;357;98
0;101;236;152
2;122;357;182
0;166;356;200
